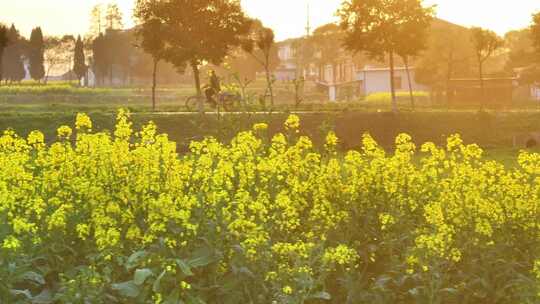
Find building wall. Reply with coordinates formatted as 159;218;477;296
532;86;540;101
278;44;295;62
358;68;429;95
320;60;356;85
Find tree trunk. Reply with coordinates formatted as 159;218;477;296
404;56;415;110
191;61;203;114
265;65;274;108
479;61;484;110
109;64;113;87
389;51;398;113
44;65;52;85
151;58;158;112
0;50;3;86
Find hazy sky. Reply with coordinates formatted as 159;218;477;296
1;0;540;40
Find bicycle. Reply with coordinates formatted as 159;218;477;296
185;91;241;112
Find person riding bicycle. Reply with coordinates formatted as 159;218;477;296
204;70;221;108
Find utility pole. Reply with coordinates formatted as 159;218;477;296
302;1;311;79
305;1;311;37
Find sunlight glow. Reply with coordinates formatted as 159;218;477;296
1;0;539;39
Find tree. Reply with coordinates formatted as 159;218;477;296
106;3;124;31
134;0;167;111
73;36;86;83
311;24;343;69
338;0;435;112
292;36;315;79
505;29;536;71
140;0;252;113
0;24;9;85
242;20;279;107
90;4;105;38
394;10;433;109
92;33;108;86
2;24;26;84
470;27;504;105
91;29;132;87
415;21;475;103
532;12;540;58
29;27;45;82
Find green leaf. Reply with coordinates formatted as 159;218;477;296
134;268;154;285
111;281;141;298
187;246;217;268
164;290;184;304
440;287;459;296
175;259;194;276
31;289;54;304
308;291;331;300
20;271;45;285
125;250;147;271
10;289;32;299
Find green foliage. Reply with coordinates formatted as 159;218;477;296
471;27;504;65
365;91;429;103
73;36;86;81
241;19;279;107
0;24;9;83
29;27;45;82
0;83;113;95
2;24;26;83
415;19;475;97
134;0;252;99
338;0;435;111
531;12;540;55
505;28;537;71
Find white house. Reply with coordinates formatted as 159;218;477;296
275;40;297;81
316;58;358;101
357;66;429;95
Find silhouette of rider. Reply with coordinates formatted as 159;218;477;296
205;70;221;108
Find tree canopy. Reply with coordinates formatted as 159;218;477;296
2;24;26;83
73;36;87;81
338;0;434;111
311;23;344;66
415;19;475;97
505;29;537;71
0;24;9;84
135;0;252;100
470;27;504;105
471;27;504;67
338;0;434;61
29;27;45;81
532;12;540;59
241;19;279;106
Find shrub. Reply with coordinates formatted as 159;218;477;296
365;91;429;103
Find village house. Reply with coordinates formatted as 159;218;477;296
316;57;358;101
448;78;518;103
275;35;430;102
357;66;429;96
274;39;297;81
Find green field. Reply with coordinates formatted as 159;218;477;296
3;84;540;302
2;110;540;168
2;81;540;168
